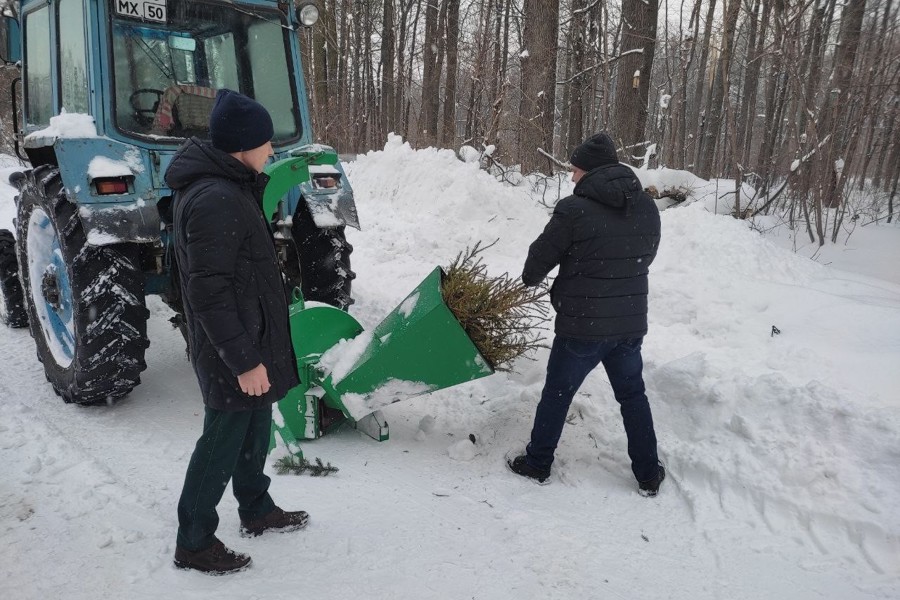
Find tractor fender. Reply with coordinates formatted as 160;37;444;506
264;146;360;230
46;137;160;246
297;178;360;230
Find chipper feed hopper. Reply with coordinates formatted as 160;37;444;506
272;269;495;455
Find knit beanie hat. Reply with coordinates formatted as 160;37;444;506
569;132;619;171
209;89;274;153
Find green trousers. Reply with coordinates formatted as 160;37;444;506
176;406;276;551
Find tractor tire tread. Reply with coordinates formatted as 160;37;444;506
15;168;149;405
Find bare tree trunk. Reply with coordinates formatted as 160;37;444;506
441;0;461;146
696;0;740;178
394;0;413;131
756;0;785;192
464;0;492;144
381;0;396;140
613;0;660;161
855;0;893;189
819;0;866;211
737;0;768;174
565;0;589;155
518;0;560;174
689;0;717;169
420;0;449;147
486;0;512;148
403;1;423;135
336;0;351;143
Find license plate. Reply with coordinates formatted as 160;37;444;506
114;0;167;24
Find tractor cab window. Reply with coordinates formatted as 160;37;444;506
58;0;90;114
24;5;52;126
110;0;300;144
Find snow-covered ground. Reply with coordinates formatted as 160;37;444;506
1;137;898;599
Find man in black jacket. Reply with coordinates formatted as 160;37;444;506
166;90;307;574
507;132;666;496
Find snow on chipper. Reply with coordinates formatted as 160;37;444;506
0;0;537;451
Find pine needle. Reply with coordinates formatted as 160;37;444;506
442;241;550;371
274;455;339;476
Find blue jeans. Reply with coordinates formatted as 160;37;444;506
526;335;659;482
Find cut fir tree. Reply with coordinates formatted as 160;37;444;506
441;242;549;371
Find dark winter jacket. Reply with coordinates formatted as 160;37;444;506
523;163;661;340
165;137;299;411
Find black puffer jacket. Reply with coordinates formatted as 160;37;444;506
166;138;299;411
523;163;661;340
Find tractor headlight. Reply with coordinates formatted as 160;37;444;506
296;2;319;27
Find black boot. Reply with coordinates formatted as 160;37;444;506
174;538;251;574
240;506;309;537
506;455;551;484
638;463;666;497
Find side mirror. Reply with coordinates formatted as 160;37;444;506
3;16;21;64
295;1;319;27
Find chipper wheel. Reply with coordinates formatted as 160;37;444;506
291;201;355;310
14;166;149;404
0;229;29;328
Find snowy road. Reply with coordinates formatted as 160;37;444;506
2;140;898;599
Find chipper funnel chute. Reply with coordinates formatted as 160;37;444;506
271;267;494;455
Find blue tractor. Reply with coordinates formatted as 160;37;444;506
0;0;359;404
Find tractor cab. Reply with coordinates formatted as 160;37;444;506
109;1;301;145
14;0;315;151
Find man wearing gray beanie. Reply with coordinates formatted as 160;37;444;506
164;89;307;574
507;132;666;496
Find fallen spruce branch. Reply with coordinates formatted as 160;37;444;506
442;242;550;371
273;455;339;477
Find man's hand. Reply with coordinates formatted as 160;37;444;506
238;363;271;397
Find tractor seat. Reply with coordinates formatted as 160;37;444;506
151;85;218;136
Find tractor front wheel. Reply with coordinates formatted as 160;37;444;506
290;201;355;310
15;166;149;404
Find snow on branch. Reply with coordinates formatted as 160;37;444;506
556;49;645;85
537;147;570;170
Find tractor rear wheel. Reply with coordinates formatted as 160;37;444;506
290;201;355;310
15;166;149;404
0;229;29;328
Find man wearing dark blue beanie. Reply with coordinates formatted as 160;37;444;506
209;89;275;154
164;89;307;574
569;131;619;172
508;131;665;497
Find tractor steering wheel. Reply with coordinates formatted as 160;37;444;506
129;88;165;126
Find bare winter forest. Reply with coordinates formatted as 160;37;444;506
0;0;897;242
297;0;897;241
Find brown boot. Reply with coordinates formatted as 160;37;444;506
240;506;309;537
174;538;251;574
